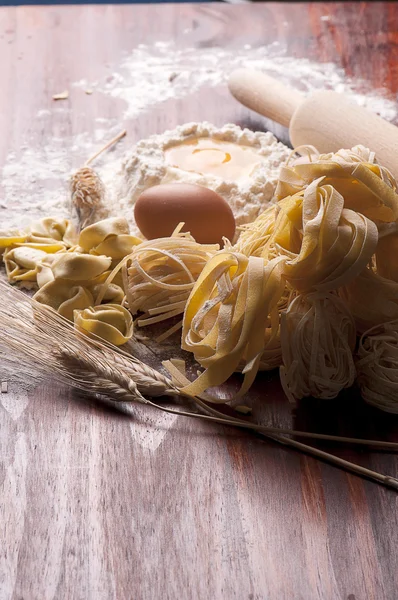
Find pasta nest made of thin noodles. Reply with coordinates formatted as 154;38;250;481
280;291;356;403
124;230;219;343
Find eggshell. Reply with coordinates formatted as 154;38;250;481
134;183;236;245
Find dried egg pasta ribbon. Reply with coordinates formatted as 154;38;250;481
278;179;378;291
181;252;286;399
277;144;398;222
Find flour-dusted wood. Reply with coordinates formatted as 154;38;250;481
1;3;398;600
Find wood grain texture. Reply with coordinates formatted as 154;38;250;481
1;3;398;599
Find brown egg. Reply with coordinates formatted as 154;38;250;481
134;183;236;245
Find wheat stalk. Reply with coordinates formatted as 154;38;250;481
1;280;398;490
70;129;126;229
70;167;106;229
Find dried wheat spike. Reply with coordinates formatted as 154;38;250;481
70;166;105;229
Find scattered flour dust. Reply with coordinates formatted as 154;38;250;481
1;40;397;230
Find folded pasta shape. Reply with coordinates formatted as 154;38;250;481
33;280;94;320
78;217;141;255
357;321;398;413
0;231;28;249
50;252;112;281
280;292;356;402
91;283;124;304
74;304;133;346
4;247;48;284
36;255;56;288
181;252;287;399
28;217;77;245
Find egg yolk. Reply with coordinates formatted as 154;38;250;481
164;139;262;181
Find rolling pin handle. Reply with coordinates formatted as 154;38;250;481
228;69;304;128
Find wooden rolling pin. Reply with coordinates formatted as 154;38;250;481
228;69;398;181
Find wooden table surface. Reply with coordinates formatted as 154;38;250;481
1;3;398;599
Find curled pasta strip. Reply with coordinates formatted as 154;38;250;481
357;321;398;413
280;292;356;402
339;267;398;333
276;144;398;222
0;231;28;250
234;205;277;258
181;252;287;399
125;232;219;337
278;179;378;291
74;304;133;346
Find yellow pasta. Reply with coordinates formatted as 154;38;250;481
4;247;48;284
277;179;378;292
74;304;133;346
0;231;28;250
277;144;398;222
181;252;287;399
125;230;219;340
50;252;112;282
280;292;356;402
78;217;141;256
34;280;94;321
28;217;78;247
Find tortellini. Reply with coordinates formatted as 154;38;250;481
36;255;57;288
78;217;141;259
29;217;78;247
50;252;112;282
91;283;125;304
4;247;48;284
33;280;94;321
1;216;142;346
74;304;133;346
